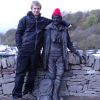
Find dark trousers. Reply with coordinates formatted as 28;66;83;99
47;55;64;100
12;48;37;99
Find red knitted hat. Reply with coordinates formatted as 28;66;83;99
52;8;62;17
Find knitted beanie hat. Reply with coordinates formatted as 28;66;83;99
52;8;62;17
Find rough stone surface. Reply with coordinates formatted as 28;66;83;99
0;51;99;98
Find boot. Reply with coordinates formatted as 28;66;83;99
13;98;28;100
23;92;37;100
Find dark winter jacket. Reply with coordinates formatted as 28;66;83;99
15;11;51;51
43;23;77;70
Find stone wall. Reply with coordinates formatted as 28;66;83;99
0;51;100;97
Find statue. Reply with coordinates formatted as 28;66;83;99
38;8;82;100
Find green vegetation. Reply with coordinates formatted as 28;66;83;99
63;9;100;50
0;29;16;46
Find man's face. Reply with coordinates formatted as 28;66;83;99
52;15;62;25
31;5;41;16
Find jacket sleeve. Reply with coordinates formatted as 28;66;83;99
61;21;71;28
15;17;26;49
67;31;82;64
67;31;77;53
43;18;71;28
44;18;52;26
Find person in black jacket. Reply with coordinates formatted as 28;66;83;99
42;8;81;100
12;1;71;100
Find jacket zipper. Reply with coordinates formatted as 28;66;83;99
35;18;38;50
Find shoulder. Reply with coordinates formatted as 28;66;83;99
19;16;27;23
62;21;72;28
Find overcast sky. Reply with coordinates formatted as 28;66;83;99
0;0;100;33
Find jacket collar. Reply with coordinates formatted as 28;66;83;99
45;23;65;31
27;11;41;19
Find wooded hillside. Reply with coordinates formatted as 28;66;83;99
63;9;100;49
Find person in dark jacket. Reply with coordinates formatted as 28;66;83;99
43;8;81;100
12;1;71;100
12;1;51;100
